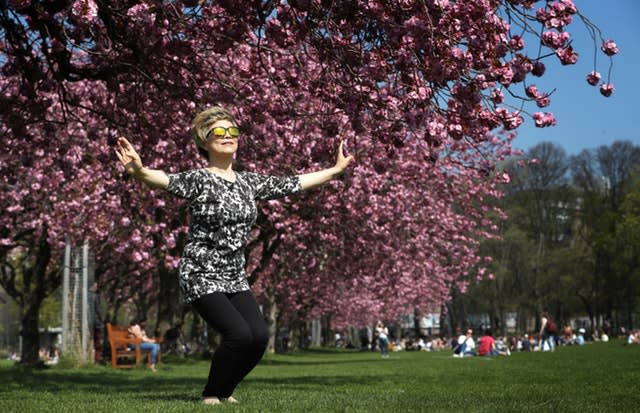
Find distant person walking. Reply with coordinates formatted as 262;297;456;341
376;321;390;358
538;312;556;352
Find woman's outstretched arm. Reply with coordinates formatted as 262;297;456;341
115;137;169;189
298;141;354;190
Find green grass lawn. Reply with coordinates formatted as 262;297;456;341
1;340;639;412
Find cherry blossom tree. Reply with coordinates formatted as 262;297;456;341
1;0;618;363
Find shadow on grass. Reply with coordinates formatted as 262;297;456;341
0;348;412;402
0;351;379;396
260;349;384;367
246;374;378;390
0;364;203;396
259;357;378;367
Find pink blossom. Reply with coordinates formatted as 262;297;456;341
542;31;570;49
536;1;576;29
417;86;432;100
532;112;556;127
8;0;32;10
525;85;538;98
556;47;578;65
601;40;619;56
448;123;463;140
535;8;549;24
535;94;550;108
71;0;99;24
559;0;577;14
509;35;525;50
127;3;155;26
51;39;66;53
496;66;514;86
599;83;615;97
6;205;24;213
490;89;504;104
165;255;180;269
496;108;523;130
532;61;546;77
586;71;601;86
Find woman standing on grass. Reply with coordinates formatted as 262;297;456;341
376;321;389;358
115;106;354;405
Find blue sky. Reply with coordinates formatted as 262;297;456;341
511;0;640;156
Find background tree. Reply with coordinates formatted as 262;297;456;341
507;143;576;321
610;169;640;329
456;142;576;333
463;141;640;336
570;141;640;330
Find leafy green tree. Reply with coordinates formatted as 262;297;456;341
570;141;640;329
507;144;577;321
463;142;640;335
608;169;640;329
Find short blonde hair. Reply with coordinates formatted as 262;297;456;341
190;106;237;149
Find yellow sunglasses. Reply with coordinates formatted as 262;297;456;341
207;126;240;138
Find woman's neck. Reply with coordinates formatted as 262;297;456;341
207;156;233;173
206;156;236;182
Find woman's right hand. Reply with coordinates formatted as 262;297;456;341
115;137;143;175
115;137;170;189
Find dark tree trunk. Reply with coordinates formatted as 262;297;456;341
413;308;422;338
20;303;41;365
17;231;52;366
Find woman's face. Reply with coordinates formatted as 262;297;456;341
205;119;239;157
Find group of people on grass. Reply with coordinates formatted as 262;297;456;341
452;329;511;357
450;313;616;357
356;322;451;356
626;330;640;345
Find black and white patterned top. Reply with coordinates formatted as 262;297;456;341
166;169;301;303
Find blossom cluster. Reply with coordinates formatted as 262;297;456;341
532;112;557;128
70;0;99;25
525;85;551;108
536;0;577;29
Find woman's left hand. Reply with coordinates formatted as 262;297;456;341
334;141;355;172
298;141;355;191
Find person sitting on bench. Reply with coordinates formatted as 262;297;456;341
128;318;160;372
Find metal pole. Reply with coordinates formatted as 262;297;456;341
61;239;70;353
82;240;89;362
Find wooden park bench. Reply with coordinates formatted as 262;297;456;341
106;322;162;369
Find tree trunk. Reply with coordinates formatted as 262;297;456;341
156;264;180;331
20;302;41;365
444;302;455;338
17;231;52;366
263;289;278;354
577;293;594;330
289;318;309;350
321;314;332;347
413;308;422;338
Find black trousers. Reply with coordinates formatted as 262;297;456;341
192;291;269;398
